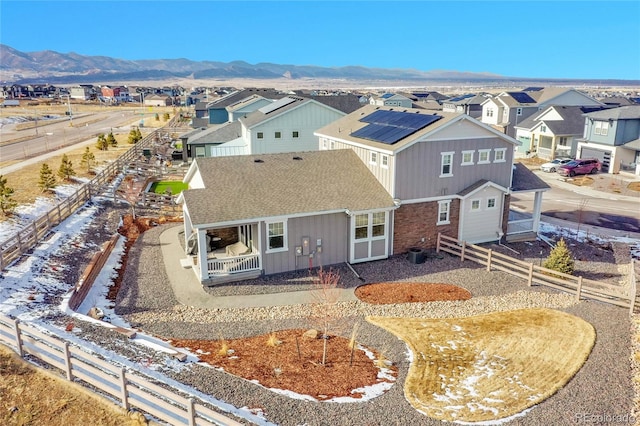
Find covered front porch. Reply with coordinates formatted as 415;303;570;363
507;163;551;242
184;222;262;284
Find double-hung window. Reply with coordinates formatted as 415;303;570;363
437;200;451;225
440;152;454;177
355;214;369;239
494;148;507;163
478;149;491;164
267;221;287;252
461;150;474;166
370;151;378;165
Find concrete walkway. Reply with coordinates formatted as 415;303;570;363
159;224;357;309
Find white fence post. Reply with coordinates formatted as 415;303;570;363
436;233;441;253
188;398;196;426
528;263;533;287
576;276;583;301
461;241;466;262
487;249;492;271
13;318;23;357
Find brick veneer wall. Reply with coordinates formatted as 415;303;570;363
393;199;460;254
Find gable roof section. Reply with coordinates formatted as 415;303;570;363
457;180;508;197
206;88;286;109
584;105;640;120
511;163;551;192
186;121;242;145
182;150;396;226
240;96;344;129
315;105;519;153
308;94;363;114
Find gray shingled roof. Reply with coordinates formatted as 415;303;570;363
182;150;396;226
307;94;364;114
511;163;551;192
186;121;242;145
584;105;640;120
207;88;286;109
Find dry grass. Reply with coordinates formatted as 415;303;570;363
367;308;595;423
629;181;640;192
0;344;148;426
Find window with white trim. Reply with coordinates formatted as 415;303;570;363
487;197;497;209
486;108;494;117
275;131;281;139
594;121;609;136
517;107;522;116
267;221;287;252
355;214;369;239
440;152;454;177
381;154;389;168
292;131;299;138
437;200;451;225
372;212;385;237
471;199;481;211
329;140;335;150
370;151;378;165
540;125;547;132
257;132;264;139
478;149;491;164
321;139;328;150
461;150;475;166
494;148;507;163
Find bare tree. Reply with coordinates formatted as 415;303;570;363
574;198;589;241
119;175;145;219
309;268;344;365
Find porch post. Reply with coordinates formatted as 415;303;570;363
196;229;208;280
532;191;543;232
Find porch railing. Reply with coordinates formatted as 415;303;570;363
507;218;534;234
207;252;260;277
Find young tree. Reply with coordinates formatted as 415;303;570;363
0;175;17;216
106;131;117;147
135;127;142;142
543;238;575;275
309;268;344;365
57;154;76;181
80;146;96;173
95;133;108;151
38;163;57;193
119;175;144;219
163;112;170;121
155;113;160;121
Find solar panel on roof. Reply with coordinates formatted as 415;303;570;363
258;96;298;114
381;93;394;99
351;110;442;144
523;87;544;92
448;94;474;102
507;92;536;104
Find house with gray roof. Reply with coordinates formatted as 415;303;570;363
442;93;489;118
514;105;610;159
576;105;640;174
481;87;603;138
177;150;397;284
315;105;548;249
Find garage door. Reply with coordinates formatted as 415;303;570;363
580;147;611;172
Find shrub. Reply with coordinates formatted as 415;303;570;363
542;238;575;275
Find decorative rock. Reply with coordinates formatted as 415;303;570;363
302;329;319;339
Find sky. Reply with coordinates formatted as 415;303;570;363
1;1;639;80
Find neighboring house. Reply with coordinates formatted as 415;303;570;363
576;105;640;175
481;87;603;138
410;91;448;104
315;105;547;251
178;150;397;284
69;85;95;100
226;95;273;122
514;105;610;159
100;85;130;103
442;94;489;118
203;88;287;125
180;95;352;159
369;93;413;108
144;94;173;107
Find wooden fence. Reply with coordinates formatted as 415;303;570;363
0;126;188;272
436;233;638;315
0;313;244;426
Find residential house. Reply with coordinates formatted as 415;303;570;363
369;93;413;108
181;95;357;159
225;95;273;122
410;91;448;105
481;87;603;138
178;105;549;284
442;94;489;119
100;85;130;103
144;94;173;107
576;105;640;174
201;88;287;126
69;85;96;101
514;105;610;159
178;150;396;284
315;105;547;251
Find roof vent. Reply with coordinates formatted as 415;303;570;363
254;159;264;163
292;156;303;160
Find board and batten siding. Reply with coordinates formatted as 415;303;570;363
260;213;349;275
459;186;504;243
395;137;514;200
251;103;344;155
327;140;394;195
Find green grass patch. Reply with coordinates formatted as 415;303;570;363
149;181;187;195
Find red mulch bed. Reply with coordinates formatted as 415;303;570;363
355;282;471;304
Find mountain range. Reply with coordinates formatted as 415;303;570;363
1;44;636;86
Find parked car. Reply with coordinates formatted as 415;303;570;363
557;158;602;177
540;158;572;173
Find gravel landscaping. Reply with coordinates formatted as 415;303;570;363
105;222;636;425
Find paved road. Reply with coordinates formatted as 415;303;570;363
0;109;144;166
511;169;640;235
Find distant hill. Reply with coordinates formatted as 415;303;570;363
1;44;637;87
